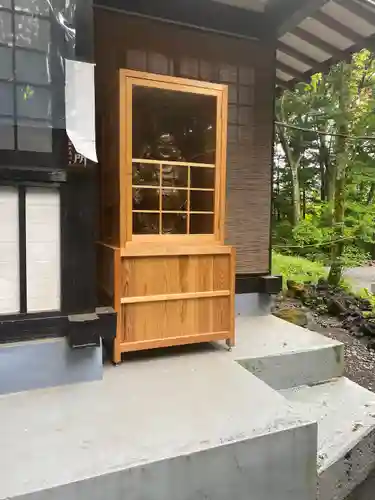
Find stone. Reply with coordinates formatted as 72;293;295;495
286;281;307;299
273;308;308;327
360;320;375;337
327;298;347;317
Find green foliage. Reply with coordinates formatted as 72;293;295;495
357;288;375;314
273;50;375;275
272;252;327;287
292;219;324;246
340;246;371;268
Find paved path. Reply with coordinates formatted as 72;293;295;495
344;267;375;292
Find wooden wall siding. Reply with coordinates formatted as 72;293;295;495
0;187;19;314
94;10;275;274
97;72;120;245
97;242;114;304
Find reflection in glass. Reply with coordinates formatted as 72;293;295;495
0;82;14;115
16;85;51;119
0;117;14;150
190;191;214;212
162;165;188;187
162;189;187;211
0;10;12;45
190;214;214;234
15;0;49;15
132;86;216;163
190;167;215;189
0;46;12;80
15;49;50;84
132;163;159;186
133;213;159;235
132;188;159;211
17;120;52;152
15;15;50;51
162;213;187;234
131;84;217;237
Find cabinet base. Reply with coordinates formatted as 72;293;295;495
113;332;235;364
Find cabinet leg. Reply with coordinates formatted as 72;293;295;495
226;338;234;352
113;344;122;365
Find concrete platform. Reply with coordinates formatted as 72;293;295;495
281;378;375;500
0;314;362;500
0;350;317;500
0;338;103;395
230;315;344;389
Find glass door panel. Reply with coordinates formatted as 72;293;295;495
130;83;218;238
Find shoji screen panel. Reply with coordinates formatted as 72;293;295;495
0;187;19;314
25;188;60;313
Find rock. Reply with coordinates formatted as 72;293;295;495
287;282;307;300
327;298;347;316
353;330;365;338
358;298;373;312
273;308;308;327
360;320;375;337
342;312;364;328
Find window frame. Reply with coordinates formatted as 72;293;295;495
0;0;65;166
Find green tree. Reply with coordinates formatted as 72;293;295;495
273;50;375;283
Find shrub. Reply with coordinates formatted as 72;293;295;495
357;288;375;313
340;246;370;268
272;251;327;288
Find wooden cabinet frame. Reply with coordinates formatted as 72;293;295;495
119;70;228;248
97;70;235;363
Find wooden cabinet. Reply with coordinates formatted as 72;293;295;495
97;70;235;362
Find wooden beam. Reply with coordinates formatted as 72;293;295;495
276;61;309;81
95;0;269;40
312;11;364;44
293;27;344;59
275;77;293;90
267;0;331;36
277;41;320;68
285;32;375;90
277;43;340;81
278;16;375;81
338;0;375;28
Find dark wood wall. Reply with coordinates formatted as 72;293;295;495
94;9;275;275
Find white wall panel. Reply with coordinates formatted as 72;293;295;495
0;187;19;314
26;188;60;313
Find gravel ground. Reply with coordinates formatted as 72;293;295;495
309;315;375;392
275;266;375;393
334;267;375;392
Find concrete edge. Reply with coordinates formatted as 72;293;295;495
236;343;344;390
9;421;318;500
318;426;375;500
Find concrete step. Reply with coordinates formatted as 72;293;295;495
0;350;317;500
0;337;103;395
229;315;344;389
280;378;375;500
